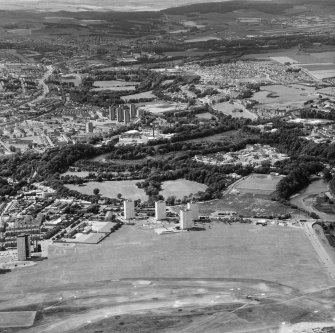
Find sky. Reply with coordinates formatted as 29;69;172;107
0;0;241;12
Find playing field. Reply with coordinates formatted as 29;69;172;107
0;223;332;294
233;173;283;195
121;90;156;102
0;311;36;328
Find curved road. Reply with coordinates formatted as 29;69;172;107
29;65;53;105
303;222;335;280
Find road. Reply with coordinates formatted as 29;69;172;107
29;65;53;105
302;221;335;280
290;179;335;221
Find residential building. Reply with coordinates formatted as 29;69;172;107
124;200;135;220
155;201;166;220
17;234;31;261
180;209;193;230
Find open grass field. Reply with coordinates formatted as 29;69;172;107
161;179;208;199
0;311;36;328
246;47;335;65
196;112;216;120
1;222;334;332
252;84;320;106
183;129;259;144
93;80;139;87
198;194;304;218
307;69;335;80
232;173;284;196
121;90;156;102
2;277;335;333
66;180;148;201
0;223;332;294
213;101;257;120
185;36;221;43
140;102;187;114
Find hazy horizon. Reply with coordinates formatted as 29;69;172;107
0;0;274;12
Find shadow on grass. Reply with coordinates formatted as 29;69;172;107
189;226;206;231
0;268;11;274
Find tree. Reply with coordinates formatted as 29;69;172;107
166;195;176;205
117;193;122;199
323;169;333;182
93;188;100;196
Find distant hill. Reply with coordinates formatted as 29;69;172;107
162;0;335;15
162;1;294;15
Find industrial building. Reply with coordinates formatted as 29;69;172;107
180;209;193;230
16;234;31;261
187;202;199;221
124;200;135;220
155;201;166;220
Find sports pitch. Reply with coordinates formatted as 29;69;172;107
233;173;284;195
0;311;36;328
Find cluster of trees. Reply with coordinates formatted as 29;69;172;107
275;163;323;200
300;108;335;120
188;84;219;98
0;178;24;197
0;141;119;184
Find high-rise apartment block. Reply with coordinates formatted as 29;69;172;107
124;108;131;124
180;209;193;230
17;234;31;261
124;200;135;220
130;104;137;118
109;106;116;120
86;122;93;133
155;201;166;220
117;106;124;122
187;202;199;221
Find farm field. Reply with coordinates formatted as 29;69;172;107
66;180;148;201
0;311;36;328
91;86;136;92
62;171;91;177
253;84;320;107
198;194;304;218
231;173;284;196
160;179;208;199
91;80;139;92
185;36;221;43
307;69;335;80
213;101;257;119
93;80;140;87
139;101;187;114
182;129;258;144
246;47;335;64
195;112;215;120
121;90;156;102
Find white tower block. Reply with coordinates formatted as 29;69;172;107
155;201;166;220
124;200;135;220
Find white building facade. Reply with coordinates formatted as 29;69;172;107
155;201;166;220
124;200;135;220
